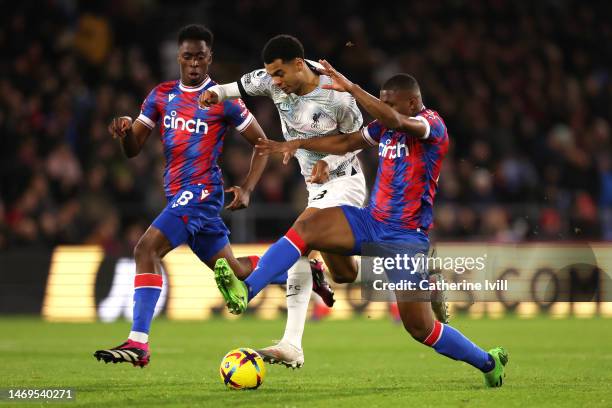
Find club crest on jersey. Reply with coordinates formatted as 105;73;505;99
379;139;409;159
311;112;322;129
163;110;208;134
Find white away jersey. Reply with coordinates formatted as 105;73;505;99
239;60;363;180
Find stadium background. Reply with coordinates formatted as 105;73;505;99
2;0;611;252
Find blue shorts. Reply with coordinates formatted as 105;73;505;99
341;205;430;286
152;184;230;263
341;205;430;254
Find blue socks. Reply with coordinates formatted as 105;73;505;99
423;320;494;372
269;271;289;285
246;255;289;286
245;228;307;300
129;273;162;341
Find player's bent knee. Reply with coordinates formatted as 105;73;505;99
133;240;145;261
133;236;161;263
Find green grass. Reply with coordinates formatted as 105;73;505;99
0;316;610;407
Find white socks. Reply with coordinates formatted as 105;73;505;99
128;331;148;343
281;257;312;349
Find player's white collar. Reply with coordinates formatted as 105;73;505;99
179;76;211;92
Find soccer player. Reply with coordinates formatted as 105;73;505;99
199;35;367;368
216;59;509;387
202;35;449;368
93;24;271;368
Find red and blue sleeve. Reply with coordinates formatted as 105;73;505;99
417;112;446;143
361;120;385;146
136;87;159;129
223;99;254;133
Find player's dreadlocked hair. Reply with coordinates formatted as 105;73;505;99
262;34;304;64
178;24;214;47
382;74;420;93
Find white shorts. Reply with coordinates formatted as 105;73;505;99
306;172;367;209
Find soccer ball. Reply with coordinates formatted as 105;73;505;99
219;348;266;390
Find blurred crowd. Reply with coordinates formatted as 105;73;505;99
1;0;611;252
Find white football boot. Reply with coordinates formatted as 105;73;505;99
255;341;304;369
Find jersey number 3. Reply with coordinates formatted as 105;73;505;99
312;190;328;201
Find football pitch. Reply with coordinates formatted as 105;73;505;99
0;316;610;407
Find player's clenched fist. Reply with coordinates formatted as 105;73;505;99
108;116;133;139
199;89;219;108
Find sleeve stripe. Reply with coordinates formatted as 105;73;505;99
136;113;155;129
235;112;255;132
237;80;248;99
412;116;431;139
361;127;377;146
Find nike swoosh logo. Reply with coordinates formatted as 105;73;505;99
286;294;298;298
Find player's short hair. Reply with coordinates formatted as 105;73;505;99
262;34;304;64
382;74;420;93
177;24;214;47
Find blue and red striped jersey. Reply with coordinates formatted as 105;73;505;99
360;108;449;231
136;78;254;197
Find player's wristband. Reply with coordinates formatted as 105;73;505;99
209;83;241;102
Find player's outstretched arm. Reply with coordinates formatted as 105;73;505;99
319;59;428;138
256;130;369;157
108;116;152;158
200;69;274;109
225;118;269;211
199;82;241;108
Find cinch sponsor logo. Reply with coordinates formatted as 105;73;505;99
379;139;409;159
163;110;208;133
